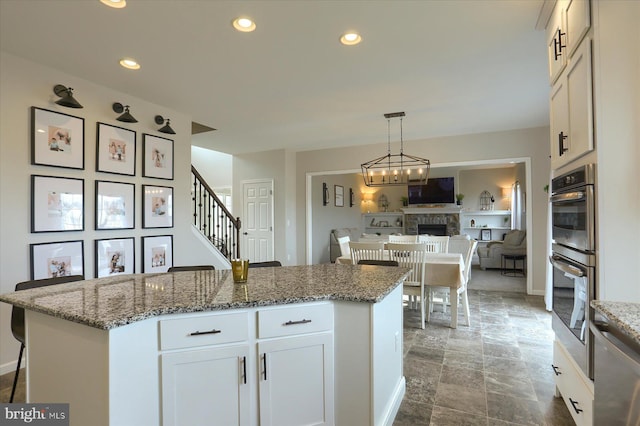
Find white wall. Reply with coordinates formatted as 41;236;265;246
232;149;296;265
311;173;362;264
0;52;219;374
297;127;551;295
191;145;232;191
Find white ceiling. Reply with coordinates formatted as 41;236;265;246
0;0;549;155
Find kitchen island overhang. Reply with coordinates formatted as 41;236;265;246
0;264;409;426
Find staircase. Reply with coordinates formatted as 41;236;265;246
191;165;241;260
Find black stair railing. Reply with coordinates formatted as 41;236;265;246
191;165;241;260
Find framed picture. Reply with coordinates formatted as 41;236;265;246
31;107;84;170
349;188;354;207
96;122;136;175
142;185;173;228
142;134;174;180
31;175;84;232
30;240;84;280
481;229;492;241
95;181;134;230
334;185;344;207
142;235;173;273
95;237;135;278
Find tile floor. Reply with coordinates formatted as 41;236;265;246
1;269;576;426
394;286;575;426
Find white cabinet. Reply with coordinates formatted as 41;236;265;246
553;339;593;426
547;0;593;170
546;0;591;84
159;304;334;426
159;311;251;426
460;210;511;241
258;334;333;426
362;212;404;235
161;345;250;426
546;1;567;84
257;303;334;426
549;37;594;169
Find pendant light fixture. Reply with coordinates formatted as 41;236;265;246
112;102;138;123
53;84;83;108
155;115;176;134
361;112;430;187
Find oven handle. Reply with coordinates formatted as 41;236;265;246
549;255;585;278
550;191;586;203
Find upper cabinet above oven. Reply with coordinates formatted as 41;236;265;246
546;0;594;171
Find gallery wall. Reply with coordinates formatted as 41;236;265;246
0;52;218;373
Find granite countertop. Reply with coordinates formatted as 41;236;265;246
0;264;409;330
591;300;640;346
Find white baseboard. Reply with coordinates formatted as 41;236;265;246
0;357;23;376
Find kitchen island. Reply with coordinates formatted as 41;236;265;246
0;263;409;426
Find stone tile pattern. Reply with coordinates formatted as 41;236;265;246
405;213;461;236
0;264;409;330
591;300;640;346
394;290;575;426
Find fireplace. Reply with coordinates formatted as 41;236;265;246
418;224;447;236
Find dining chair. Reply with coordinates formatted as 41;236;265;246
168;265;215;272
428;239;477;327
357;260;399;267
10;274;85;403
248;260;282;268
387;242;428;329
349;241;385;265
388;235;418;243
336;236;351;260
418;235;450;253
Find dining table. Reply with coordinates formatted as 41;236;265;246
336;252;466;328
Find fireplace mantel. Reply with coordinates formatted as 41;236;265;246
402;207;463;214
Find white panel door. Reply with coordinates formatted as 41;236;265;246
242;180;273;262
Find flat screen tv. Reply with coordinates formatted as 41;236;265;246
408;177;455;204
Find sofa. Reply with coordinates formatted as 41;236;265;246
329;228;360;263
477;230;526;270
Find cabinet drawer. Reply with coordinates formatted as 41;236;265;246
160;311;249;350
258;303;333;339
553;340;593;426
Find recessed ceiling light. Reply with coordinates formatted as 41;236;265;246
100;0;126;9
340;32;362;46
119;58;140;70
232;17;256;32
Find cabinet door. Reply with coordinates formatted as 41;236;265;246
161;345;250;426
259;333;334;426
546;3;567;84
565;0;590;58
549;37;593;169
565;37;594;164
550;76;569;169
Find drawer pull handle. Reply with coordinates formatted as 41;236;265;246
551;364;562;375
284;319;312;326
189;329;222;336
569;398;583;414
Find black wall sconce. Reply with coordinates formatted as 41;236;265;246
349;188;354;207
323;183;329;206
53;84;83;108
112;102;138;123
155;115;176;134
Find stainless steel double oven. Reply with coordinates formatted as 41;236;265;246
549;164;596;379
